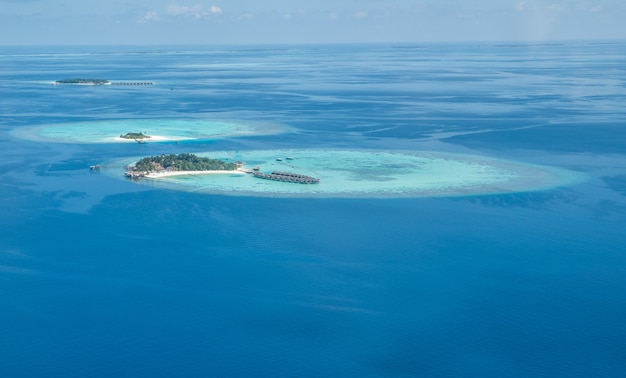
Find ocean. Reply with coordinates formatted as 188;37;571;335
1;42;626;377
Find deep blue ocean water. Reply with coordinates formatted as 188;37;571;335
1;42;626;377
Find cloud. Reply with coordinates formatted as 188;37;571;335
166;4;200;16
578;4;603;12
137;3;222;24
139;11;160;23
165;3;222;19
354;10;368;19
238;12;253;21
548;4;567;12
515;2;527;12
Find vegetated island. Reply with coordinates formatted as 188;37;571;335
55;78;111;85
124;152;320;184
120;132;151;140
54;79;153;86
125;153;242;178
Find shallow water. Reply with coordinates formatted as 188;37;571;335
12;118;288;143
106;149;583;197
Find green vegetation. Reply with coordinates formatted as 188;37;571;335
55;78;110;85
134;153;237;172
120;132;150;140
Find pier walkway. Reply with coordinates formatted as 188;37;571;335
250;170;320;184
111;82;154;86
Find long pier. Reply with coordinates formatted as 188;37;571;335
54;79;154;86
111;81;154;86
250;170;320;184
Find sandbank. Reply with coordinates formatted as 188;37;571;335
113;134;194;143
11;118;290;144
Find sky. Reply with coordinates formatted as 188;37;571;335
1;0;625;45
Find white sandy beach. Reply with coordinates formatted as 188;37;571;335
144;169;247;178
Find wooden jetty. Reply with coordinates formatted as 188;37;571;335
124;165;146;179
111;82;154;86
250;170;320;184
125;170;145;179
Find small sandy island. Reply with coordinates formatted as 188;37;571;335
11;119;289;144
114;134;195;143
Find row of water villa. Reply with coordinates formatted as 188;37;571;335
250;170;320;184
111;82;153;86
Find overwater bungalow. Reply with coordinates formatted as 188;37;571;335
250;170;320;184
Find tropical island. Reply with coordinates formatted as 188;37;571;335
126;153;240;178
120;132;150;140
55;78;111;85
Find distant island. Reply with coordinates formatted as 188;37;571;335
120;132;150;140
126;153;239;178
55;78;111;85
54;79;153;86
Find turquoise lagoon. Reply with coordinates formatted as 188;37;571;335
11;118;288;143
106;149;583;198
14;119;583;198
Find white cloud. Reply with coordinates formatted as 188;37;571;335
328;12;339;20
578;4;603;12
515;2;527;12
165;3;222;19
238;12;253;21
139;11;160;23
283;13;292;20
354;10;368;19
166;4;197;16
548;3;567;12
